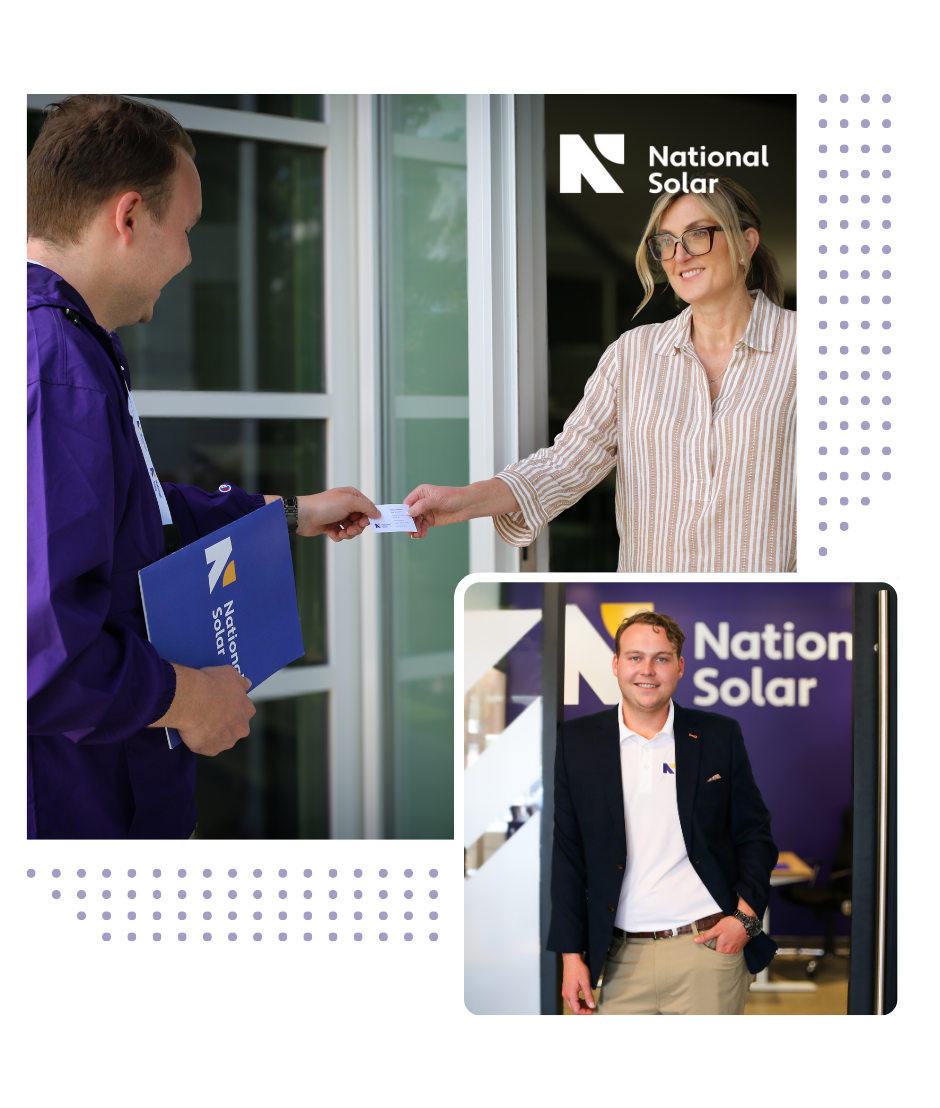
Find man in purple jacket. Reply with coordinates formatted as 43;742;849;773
27;95;379;839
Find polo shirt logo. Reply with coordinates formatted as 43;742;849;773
663;763;675;774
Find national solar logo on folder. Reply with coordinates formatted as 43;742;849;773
139;501;305;750
206;536;236;592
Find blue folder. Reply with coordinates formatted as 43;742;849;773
138;501;305;749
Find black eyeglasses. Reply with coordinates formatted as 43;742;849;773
647;225;724;262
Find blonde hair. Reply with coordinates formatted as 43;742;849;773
633;176;784;318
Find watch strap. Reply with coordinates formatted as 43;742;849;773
284;496;299;534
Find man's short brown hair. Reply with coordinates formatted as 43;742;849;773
27;95;196;246
614;611;686;658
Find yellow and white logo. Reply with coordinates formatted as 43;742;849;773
205;537;236;593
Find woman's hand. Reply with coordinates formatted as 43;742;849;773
403;478;520;538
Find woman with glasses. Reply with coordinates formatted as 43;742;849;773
404;176;795;572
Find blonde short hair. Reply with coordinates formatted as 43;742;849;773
633;176;784;318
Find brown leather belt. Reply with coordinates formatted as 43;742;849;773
614;911;727;940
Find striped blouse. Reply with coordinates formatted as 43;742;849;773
494;290;796;572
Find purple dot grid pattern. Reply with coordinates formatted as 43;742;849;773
25;858;444;948
813;94;896;559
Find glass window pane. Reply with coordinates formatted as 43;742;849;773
142;417;326;665
194;692;328;838
379;95;467;838
119;134;323;393
144;94;324;121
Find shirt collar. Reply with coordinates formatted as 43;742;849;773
652;289;778;357
619;699;675;745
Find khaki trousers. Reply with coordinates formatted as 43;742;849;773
596;925;752;1015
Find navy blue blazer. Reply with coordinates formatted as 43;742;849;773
546;701;778;986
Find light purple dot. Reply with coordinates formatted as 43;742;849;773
304;933;312;941
819;169;827;179
303;869;312;878
52;890;60;899
840;472;848;481
861;196;869;204
379;890;388;899
882;472;891;480
77;890;85;899
404;869;413;878
861;271;870;279
862;472;870;481
353;869;363;878
839;144;848;153
77;869;86;878
379;933;388;941
839;247;848;256
861;119;870;128
177;869;185;878
278;890;287;899
882;396;891;405
26;869;35;878
253;890;261;899
819;396;827;405
354;933;362;942
840;346;848;354
354;911;362;920
203;890;211;900
379;869;388;878
819;346;827;354
819;320;827;328
329;911;337;920
329;933;337;941
279;911;287;920
840;272;848;280
77;911;86;920
839;94;848;103
228;869;236;878
840;195;848;204
102;890;111;899
254;933;262;941
153;869;161;878
128;869;136;878
228;890;236;899
279;933;287;942
430;911;438;920
253;911;261;920
882;119;891;128
379;911;388;920
178;911;186;920
819;270;827;278
153;890;161;899
228;911;236;920
430;933;439;942
819;94;828;103
229;933;237;941
882;196;891;204
819;472;827;481
819;119;827;128
102;933;111;941
882;94;891;103
329;890;337;899
404;890;413;899
128;933;136;942
819;522;827;532
883;421;891;430
429;890;438;899
49;869;60;878
304;911;312;920
861;396;870;405
839;119;847;128
819;548;828;556
178;933;186;942
253;869;262;878
882;145;891;153
329;869;337;878
153;933;161;941
277;869;287;878
405;933;413;941
861;94;870;103
303;890;312;899
354;890;362;900
128;890;136;899
177;890;185;899
840;523;848;532
128;911;136;921
201;869;211;879
862;497;870;505
103;911;111;920
405;911;413;920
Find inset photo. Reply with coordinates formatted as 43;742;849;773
463;580;895;1015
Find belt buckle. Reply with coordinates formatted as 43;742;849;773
656;927;676;940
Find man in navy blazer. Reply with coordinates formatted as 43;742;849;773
548;610;778;1015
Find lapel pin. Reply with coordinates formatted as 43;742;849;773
688;733;697;738
706;773;721;783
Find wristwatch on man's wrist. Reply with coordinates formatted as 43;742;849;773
284;496;299;534
731;909;762;938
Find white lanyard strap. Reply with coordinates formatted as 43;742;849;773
126;389;173;526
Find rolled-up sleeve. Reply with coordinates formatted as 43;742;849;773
493;341;620;546
27;376;171;743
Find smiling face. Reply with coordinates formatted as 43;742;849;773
612;623;684;718
116;150;202;327
656;193;750;309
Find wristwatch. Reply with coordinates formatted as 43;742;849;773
284;496;299;534
731;909;762;939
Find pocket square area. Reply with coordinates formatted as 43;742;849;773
706;773;722;783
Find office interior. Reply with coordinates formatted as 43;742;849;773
463;581;896;1015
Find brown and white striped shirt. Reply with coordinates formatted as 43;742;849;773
495;290;796;572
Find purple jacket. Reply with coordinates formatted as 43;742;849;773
27;263;265;839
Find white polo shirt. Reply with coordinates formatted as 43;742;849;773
614;700;722;932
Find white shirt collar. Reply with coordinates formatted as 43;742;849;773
27;259;46;267
618;699;675;745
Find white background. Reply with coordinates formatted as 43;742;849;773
5;2;936;1103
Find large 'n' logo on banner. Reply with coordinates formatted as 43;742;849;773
559;134;625;194
205;537;235;593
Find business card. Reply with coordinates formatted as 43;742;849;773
369;503;418;533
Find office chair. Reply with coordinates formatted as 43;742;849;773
779;806;852;977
